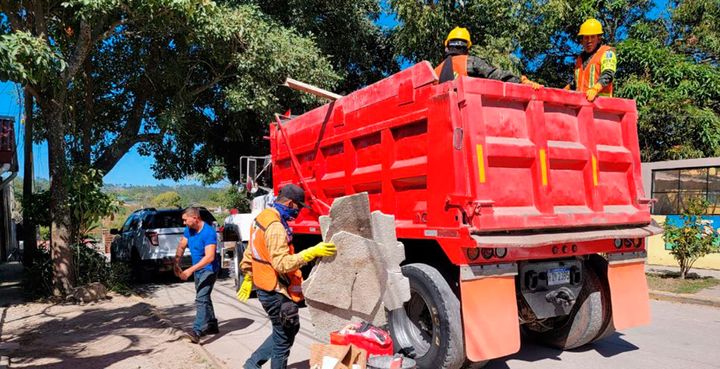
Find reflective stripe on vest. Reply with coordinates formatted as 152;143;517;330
575;45;614;97
434;55;469;80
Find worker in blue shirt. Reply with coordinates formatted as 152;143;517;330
174;207;220;344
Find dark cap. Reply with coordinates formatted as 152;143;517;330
278;184;308;208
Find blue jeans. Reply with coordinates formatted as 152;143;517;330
193;269;218;334
244;290;301;369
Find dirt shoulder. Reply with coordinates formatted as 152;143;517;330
0;293;218;369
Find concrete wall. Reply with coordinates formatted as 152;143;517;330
647;215;720;270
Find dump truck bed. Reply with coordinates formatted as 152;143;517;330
271;61;652;245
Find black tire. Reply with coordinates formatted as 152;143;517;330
587;255;616;343
388;263;465;369
131;248;153;283
523;265;606;349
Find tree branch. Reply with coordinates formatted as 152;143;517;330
32;0;47;39
63;20;92;83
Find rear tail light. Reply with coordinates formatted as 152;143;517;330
481;248;494;259
495;248;507;258
146;231;159;246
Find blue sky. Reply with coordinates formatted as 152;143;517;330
0;81;200;186
1;1;670;186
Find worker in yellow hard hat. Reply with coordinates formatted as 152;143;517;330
565;18;617;101
435;27;541;89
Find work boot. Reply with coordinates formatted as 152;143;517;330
185;330;201;344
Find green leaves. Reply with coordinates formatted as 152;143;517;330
663;197;720;278
0;31;66;84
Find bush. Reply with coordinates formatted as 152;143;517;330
663;197;720;279
24;244;133;298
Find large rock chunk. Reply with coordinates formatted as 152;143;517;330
324;193;372;240
303;232;387;314
304;193;410;341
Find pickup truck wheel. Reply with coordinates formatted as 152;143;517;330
388;263;465;369
131;248;153;283
523;266;605;349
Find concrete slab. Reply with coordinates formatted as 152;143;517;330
319;216;331;241
303;231;389;341
324;193;372;241
383;271;411;311
370;211;405;270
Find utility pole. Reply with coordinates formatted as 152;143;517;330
22;88;36;266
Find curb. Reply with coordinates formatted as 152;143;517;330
128;294;230;369
649;290;720;308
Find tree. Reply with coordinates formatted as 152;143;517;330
615;17;720;161
152;191;183;208
1;0;338;294
210;185;250;213
663;197;720;279
388;0;652;86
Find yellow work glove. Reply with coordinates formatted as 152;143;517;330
586;83;603;101
520;75;542;90
298;242;337;263
236;274;253;302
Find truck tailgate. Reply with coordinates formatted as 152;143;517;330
456;77;650;232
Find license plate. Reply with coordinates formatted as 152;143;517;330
548;268;571;286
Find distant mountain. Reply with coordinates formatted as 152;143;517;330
104;184;223;208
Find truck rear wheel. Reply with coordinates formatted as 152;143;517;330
388;263;465;369
523;265;607;349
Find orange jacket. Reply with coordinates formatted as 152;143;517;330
574;45;615;96
434;55;469;80
249;208;304;302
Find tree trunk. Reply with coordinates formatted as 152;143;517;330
22;89;36;267
46;101;74;295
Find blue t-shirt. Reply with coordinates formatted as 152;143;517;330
184;222;220;273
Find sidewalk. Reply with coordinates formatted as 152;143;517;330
0;262;219;369
646;264;720;307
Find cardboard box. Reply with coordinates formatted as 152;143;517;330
309;344;368;369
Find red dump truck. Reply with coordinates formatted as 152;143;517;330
264;62;660;369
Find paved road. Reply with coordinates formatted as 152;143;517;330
142;276;720;369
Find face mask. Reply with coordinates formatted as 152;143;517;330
274;202;299;221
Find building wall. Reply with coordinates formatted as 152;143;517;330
647;215;720;270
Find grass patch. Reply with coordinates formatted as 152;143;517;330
647;273;720;294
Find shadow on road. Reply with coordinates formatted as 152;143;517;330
201;317;255;344
288;359;310;369
485;333;639;368
2;300;184;368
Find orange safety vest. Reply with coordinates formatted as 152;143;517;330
249;208;304;302
434;55;469;80
574;45;614;97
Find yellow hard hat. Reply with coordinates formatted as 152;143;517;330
578;18;603;36
445;27;472;48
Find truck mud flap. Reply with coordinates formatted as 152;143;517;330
459;264;520;362
606;252;651;330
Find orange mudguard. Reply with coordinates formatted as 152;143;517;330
607;261;651;330
460;275;520;362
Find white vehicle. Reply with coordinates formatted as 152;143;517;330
111;207;222;280
222;156;274;290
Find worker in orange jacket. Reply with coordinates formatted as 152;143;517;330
565;18;617;101
237;184;336;369
435;27;541;89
